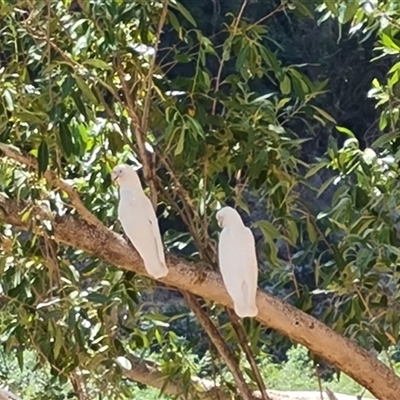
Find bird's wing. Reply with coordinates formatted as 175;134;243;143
218;229;246;289
218;226;258;317
241;227;258;302
142;196;166;265
243;227;258;271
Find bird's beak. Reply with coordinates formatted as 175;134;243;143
217;217;223;228
111;171;119;184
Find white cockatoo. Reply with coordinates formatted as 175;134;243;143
111;164;169;279
216;206;258;318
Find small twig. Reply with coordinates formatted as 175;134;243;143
183;292;255;400
317;368;324;400
46;0;53;105
285;240;300;298
141;0;170;136
325;387;339;400
0;143;103;228
212;0;249;115
157;151;197;210
115;57;158;208
70;372;86;400
157;151;217;263
354;286;396;373
226;309;271;400
247;1;287;30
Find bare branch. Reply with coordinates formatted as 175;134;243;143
183;292;255;400
141;0;170;136
114;57;158;209
226;308;271;400
211;0;249;116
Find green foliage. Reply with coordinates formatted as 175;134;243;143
0;345;381;399
1;0;400;398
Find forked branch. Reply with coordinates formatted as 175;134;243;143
183;292;255;400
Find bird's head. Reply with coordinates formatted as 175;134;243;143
111;164;142;189
216;206;243;228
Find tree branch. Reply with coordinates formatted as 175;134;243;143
141;0;170;136
121;354;224;399
115;57;158;209
183;292;255;400
0;195;398;400
0;388;23;400
120;356;374;400
0;143;103;229
226;308;271;400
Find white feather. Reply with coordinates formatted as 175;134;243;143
217;206;258;318
113;165;168;279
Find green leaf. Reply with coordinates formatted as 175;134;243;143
14;111;44;124
3;89;14;111
286;219;299;245
53;325;63;359
306;217;317;243
72;91;89;120
59;122;74;157
317;175;337;197
371;132;398;148
171;2;197;27
259;46;281;73
304;162;329;179
75;76;98;105
185;116;205;138
276;98;291;109
336;126;355;137
175;129;186;155
293;0;314;19
342;0;359;23
324;0;337;15
264;234;279;266
168;11;181;32
85;293;109;304
37;140;49;177
311;105;337;124
83;59;111;69
381;33;400;51
280;75;291;95
256;220;281;240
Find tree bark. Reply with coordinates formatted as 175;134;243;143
0;195;398;400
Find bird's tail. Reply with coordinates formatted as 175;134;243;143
234;280;258;318
145;259;169;279
234;302;258;318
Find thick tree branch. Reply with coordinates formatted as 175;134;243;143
0;195;398;400
183;292;255;400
